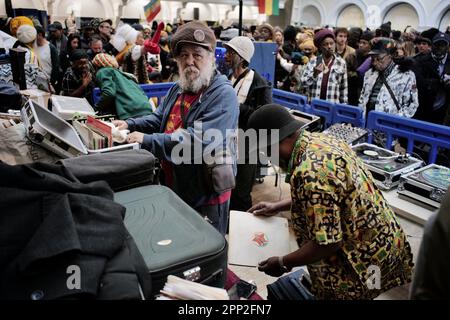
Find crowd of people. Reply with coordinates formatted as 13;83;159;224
1;14;450;300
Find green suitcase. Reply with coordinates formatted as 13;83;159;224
115;185;228;297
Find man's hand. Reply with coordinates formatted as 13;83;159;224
127;131;144;144
258;257;287;277
112;120;129;130
82;72;92;88
248;201;279;217
313;63;324;78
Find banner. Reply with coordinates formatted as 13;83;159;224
144;0;161;23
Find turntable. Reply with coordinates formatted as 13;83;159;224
351;143;423;190
397;164;450;208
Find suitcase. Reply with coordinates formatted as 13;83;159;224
267;268;315;300
115;185;228;298
59;149;159;192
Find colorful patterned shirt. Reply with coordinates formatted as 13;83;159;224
287;130;414;299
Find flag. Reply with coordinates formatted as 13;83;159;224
144;0;161;23
258;0;265;14
258;0;279;16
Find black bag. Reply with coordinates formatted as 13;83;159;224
267;269;315;300
58;149;159;191
115;185;228;297
0;82;22;112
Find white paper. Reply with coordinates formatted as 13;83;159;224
228;211;291;267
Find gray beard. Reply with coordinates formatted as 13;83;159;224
178;64;215;93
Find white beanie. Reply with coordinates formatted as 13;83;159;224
17;24;37;44
223;36;255;63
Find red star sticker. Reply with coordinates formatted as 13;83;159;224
252;232;268;247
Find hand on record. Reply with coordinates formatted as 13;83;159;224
248;202;278;217
112;120;129;130
127;131;144;144
258;257;286;277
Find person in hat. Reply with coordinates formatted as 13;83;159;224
13;24;38;65
300;28;348;104
257;23;274;42
91;53;153;120
61;49;96;104
414;36;431;57
80;21;95;50
412;32;450;125
9;16;33;37
224;36;272;212
112;21;239;235
376;21;391;38
247;104;414;300
48;21;68;55
358;37;418;119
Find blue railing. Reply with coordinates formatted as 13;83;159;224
366;111;450;164
92;82;174;105
91;82;450;165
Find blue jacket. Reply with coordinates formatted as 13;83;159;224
126;72;239;208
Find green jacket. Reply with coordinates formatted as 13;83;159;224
95;67;152;120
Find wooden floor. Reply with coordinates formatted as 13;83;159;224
228;173;425;300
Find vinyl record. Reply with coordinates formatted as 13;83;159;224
419;167;450;190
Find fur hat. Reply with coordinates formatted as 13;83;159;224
16;24;37;44
9;16;33;36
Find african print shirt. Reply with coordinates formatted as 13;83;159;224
287;130;414;299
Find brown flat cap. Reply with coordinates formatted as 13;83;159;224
170;21;216;55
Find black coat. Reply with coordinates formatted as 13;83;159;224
238;70;273;130
412;53;450;124
0;161;150;300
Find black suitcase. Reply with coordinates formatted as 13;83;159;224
115;185;228;298
59;149;159;191
267;268;315;300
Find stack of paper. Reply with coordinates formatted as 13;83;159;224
157;275;229;300
228;210;291;267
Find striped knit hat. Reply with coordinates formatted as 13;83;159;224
92;53;119;69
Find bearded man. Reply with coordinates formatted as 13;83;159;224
113;21;239;235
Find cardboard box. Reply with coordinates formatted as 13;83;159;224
20;89;51;109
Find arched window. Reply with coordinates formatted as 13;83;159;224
383;3;419;31
337;5;365;28
301;5;321;28
439;8;450;32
